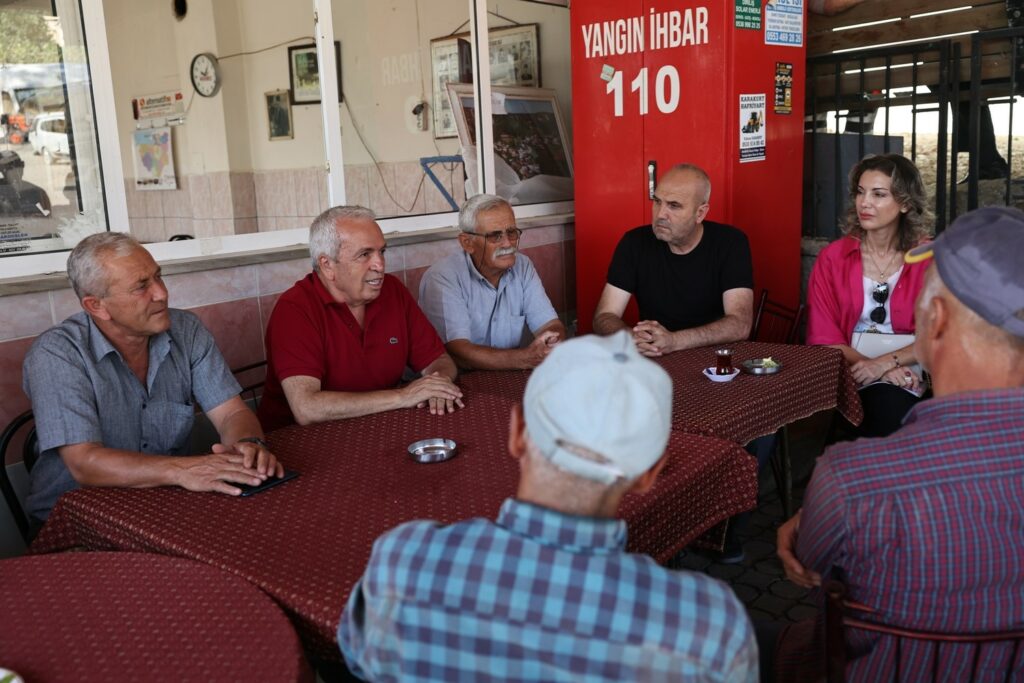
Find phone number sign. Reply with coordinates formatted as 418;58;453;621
765;0;803;47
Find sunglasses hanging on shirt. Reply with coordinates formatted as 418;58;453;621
870;282;890;324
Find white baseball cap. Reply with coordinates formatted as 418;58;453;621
523;331;673;485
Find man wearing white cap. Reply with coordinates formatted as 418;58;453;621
769;206;1024;680
338;331;758;682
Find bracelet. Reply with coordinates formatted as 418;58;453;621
892;353;901;369
237;436;268;450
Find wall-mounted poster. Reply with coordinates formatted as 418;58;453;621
288;42;343;105
132;126;177;191
265;90;293;140
431;24;540;139
739;93;766;163
447;83;572;203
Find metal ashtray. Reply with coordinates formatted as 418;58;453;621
741;358;783;375
408;438;457;463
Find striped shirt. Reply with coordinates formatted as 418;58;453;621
781;389;1024;681
339;498;758;682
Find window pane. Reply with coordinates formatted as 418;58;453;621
483;0;572;206
0;0;107;256
107;1;331;242
333;0;470;217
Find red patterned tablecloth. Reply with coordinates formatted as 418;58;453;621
0;552;312;682
655;341;862;444
459;342;862;445
30;393;754;662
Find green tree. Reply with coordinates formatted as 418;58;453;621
0;9;60;65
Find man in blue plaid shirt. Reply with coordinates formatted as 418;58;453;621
339;331;758;681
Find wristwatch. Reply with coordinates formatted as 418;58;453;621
237;436;268;450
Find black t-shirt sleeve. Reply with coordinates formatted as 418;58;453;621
606;228;642;293
720;227;754;291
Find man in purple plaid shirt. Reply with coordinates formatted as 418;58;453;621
338;331;758;682
771;206;1024;681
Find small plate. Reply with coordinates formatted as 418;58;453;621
703;367;740;383
408;438;457;463
741;358;783;375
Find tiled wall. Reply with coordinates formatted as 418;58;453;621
125;162;467;242
0;221;574;458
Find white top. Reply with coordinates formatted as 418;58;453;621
854;266;903;334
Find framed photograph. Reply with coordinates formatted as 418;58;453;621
430;23;540;139
447;83;573;203
265;90;293;140
288;41;343;105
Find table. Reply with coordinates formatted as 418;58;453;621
0;552;312;682
460;341;863;445
30;392;755;661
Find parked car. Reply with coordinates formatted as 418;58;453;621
29;112;69;164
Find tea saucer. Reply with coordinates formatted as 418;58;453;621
703;367;740;383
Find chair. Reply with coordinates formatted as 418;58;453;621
750;289;806;344
824;579;1024;682
749;290;806;517
1;410;38;544
233;360;267;409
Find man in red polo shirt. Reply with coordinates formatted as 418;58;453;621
258;206;463;430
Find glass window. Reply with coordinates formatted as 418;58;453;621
0;0;107;256
481;0;572;206
331;0;470;218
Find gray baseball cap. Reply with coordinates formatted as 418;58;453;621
906;206;1024;338
523;331;673;485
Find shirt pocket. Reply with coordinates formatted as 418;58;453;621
504;314;526;348
141;400;195;455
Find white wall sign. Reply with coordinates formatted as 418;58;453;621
739;93;766;163
765;0;803;47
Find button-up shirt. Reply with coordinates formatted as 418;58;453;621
778;389;1024;681
339;498;758;682
418;250;558;348
22;309;240;520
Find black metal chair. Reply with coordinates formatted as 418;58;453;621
748;290;806;517
825;579;1024;682
1;410;38;544
233;360;267;408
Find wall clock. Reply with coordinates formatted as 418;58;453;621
190;52;221;97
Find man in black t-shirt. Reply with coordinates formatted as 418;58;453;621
593;163;754;357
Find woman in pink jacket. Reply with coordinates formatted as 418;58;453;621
807;153;933;437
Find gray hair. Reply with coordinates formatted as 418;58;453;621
458;194;511;234
667;163;712;204
309;205;376;270
922;264;1024;356
66;232;142;299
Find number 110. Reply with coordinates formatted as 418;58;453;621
606;66;681;117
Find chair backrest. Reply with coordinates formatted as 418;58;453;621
233;360;267;409
1;410;38;544
750;289;806;344
824;579;1024;683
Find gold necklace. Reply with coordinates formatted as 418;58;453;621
864;243;899;283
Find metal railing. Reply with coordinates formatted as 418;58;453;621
805;41;951;239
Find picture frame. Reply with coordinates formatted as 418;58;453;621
430;23;540;139
265;90;293;141
447;83;573;203
288;41;343;105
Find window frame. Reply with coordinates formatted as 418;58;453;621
2;0;573;279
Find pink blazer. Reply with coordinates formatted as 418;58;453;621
806;236;932;346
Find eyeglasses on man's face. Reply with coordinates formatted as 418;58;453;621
468;227;522;244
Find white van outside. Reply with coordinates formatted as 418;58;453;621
29;112;68;163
